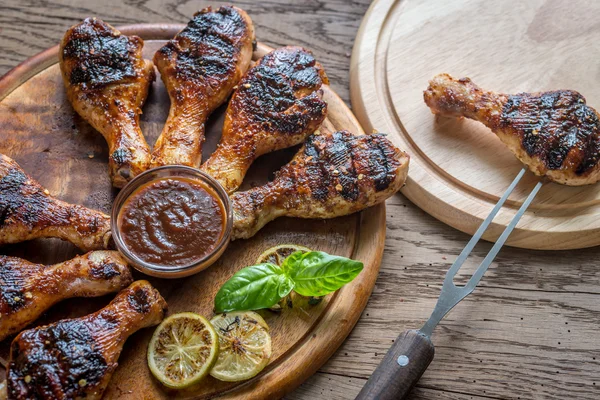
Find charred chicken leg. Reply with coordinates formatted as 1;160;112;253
231;130;409;239
151;6;255;168
0;251;132;341
424;73;600;185
202;46;329;193
4;280;166;400
0;154;111;251
59;18;155;187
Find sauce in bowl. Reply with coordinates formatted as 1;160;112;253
119;177;225;266
111;166;232;278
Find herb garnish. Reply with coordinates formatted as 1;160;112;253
214;251;364;313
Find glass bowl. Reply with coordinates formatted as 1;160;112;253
111;165;232;278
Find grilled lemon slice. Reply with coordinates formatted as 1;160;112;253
148;312;219;389
209;311;272;382
255;244;311;265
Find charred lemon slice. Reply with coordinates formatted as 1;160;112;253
255;244;311;265
209;311;272;382
148;312;219;389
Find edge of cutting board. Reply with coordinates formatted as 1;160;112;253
350;0;600;250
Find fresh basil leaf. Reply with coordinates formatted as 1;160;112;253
281;251;304;274
214;263;294;313
282;251;364;297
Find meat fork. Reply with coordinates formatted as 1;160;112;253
356;167;542;400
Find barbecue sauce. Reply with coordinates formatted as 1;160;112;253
118;177;226;267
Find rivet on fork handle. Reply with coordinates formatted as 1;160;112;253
356;330;434;400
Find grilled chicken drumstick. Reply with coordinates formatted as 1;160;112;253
4;280;166;400
0;154;111;251
0;251;132;341
231;130;409;239
59;18;155;187
151;6;255;168
202;46;329;194
424;73;600;186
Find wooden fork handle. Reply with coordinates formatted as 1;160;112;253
356;330;435;400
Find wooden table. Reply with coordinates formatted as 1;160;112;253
1;1;599;399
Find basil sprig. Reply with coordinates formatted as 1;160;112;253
214;251;364;313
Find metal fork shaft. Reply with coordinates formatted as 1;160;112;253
420;169;541;337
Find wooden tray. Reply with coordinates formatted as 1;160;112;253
0;24;385;399
351;0;600;250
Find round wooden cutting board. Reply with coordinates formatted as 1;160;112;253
0;25;385;399
351;0;600;250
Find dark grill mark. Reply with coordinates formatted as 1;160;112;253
8;320;108;399
90;262;120;279
176;47;233;78
329;131;359;201
63;18;139;87
2;290;26;313
128;287;150;314
301;131;397;203
0;169;50;229
174;34;236;79
245;69;296;116
0;257;28;314
162;6;247;82
501;90;600;174
100;311;120;327
233;47;327;134
186;7;247;43
370;135;395;191
303;134;329;201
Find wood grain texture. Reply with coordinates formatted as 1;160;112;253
351;0;600;250
2;1;600;400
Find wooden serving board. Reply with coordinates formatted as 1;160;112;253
351;0;600;250
0;24;385;399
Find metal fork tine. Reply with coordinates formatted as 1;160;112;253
420;167;539;337
443;167;526;285
464;180;543;291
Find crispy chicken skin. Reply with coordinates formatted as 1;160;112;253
424;73;600;185
59;18;155;188
151;6;255;168
202;46;329;194
0;251;132;341
231;130;409;239
5;281;166;400
0;154;111;251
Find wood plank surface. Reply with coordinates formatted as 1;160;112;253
1;1;600;399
